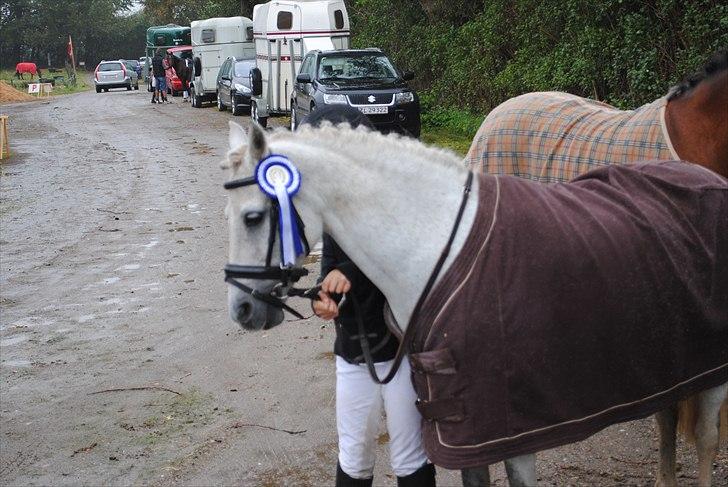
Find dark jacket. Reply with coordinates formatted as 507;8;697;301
320;233;398;364
151;54;165;77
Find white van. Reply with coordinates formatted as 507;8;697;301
190;16;256;108
249;0;350;126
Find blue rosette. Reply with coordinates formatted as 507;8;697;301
255;155;304;266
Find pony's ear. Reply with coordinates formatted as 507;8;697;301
248;122;267;162
228;121;247;152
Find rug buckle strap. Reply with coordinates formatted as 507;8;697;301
415;397;465;423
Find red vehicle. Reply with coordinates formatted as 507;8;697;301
165;46;193;96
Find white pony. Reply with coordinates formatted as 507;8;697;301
223;121;727;487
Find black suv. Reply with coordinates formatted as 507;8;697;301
290;49;420;137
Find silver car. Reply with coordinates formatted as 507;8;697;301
94;60;139;92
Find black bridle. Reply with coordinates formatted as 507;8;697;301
224;169;474;384
223;175;318;319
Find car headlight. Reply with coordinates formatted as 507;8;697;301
234;83;251;93
395;92;414;104
323;93;348;105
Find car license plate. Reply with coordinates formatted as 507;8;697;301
359;106;388;115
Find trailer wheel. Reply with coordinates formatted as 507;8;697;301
251;101;267;128
191;86;201;108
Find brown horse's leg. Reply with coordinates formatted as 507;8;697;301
695;384;727;487
655;405;678;487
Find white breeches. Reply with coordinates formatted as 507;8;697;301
336;356;427;479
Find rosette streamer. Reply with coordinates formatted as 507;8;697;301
255;155;304;266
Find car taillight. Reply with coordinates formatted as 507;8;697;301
94;65;99;81
121;64;127;77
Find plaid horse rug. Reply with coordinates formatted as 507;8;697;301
408;161;727;469
465;92;679;182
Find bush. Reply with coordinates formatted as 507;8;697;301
349;0;728;116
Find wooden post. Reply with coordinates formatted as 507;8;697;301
0;115;10;160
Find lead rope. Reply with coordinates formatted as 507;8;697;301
358;172;474;385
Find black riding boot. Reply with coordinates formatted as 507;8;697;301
336;462;373;487
397;462;436;487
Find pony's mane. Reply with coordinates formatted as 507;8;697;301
269;122;465;171
667;49;727;101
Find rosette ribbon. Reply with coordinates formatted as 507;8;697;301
256;155;304;266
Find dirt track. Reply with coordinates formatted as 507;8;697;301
1;88;725;486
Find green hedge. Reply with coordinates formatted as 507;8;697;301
350;0;728;118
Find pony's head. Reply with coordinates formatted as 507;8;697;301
222;122;323;330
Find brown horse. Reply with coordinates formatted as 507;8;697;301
463;49;728;487
466;49;728;180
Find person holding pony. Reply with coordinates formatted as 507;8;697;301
303;105;436;487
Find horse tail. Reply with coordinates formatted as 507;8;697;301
676;393;728;444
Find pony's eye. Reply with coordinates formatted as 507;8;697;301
244;211;264;227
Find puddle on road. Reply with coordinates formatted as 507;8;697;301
115;264;141;271
1;359;32;368
77;314;95;323
138;240;159;249
103;277;121;285
0;334;29;347
0;316;56;331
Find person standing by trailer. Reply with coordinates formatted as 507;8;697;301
305;105;436;487
151;49;169;104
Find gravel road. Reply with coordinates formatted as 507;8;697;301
1;88;725;486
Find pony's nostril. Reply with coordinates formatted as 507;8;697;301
238;301;253;322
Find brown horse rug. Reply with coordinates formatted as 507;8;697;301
409;161;727;469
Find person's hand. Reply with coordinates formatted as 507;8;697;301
312;291;338;320
321;269;351;295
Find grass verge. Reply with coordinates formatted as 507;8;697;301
0;69;90;97
419;94;484;156
421;125;476;156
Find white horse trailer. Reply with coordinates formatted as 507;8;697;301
250;0;350;126
190;16;256;107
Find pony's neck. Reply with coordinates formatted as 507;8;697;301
666;71;728;178
277;129;479;328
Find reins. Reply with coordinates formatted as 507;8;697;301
224;157;473;384
355;171;473;384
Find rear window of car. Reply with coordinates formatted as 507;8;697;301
99;63;123;72
234;60;257;77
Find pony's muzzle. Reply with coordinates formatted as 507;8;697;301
228;283;284;330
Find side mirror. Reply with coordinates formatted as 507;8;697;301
296;73;311;84
402;71;415;81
